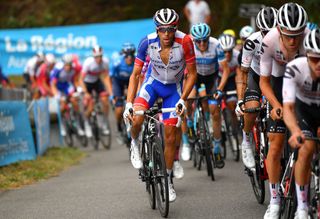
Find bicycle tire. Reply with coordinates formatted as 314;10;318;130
223;109;240;161
141;134;156;210
203;119;215;181
248;164;265;204
281;178;297;219
91;116;99;150
153;137;169;218
100;116;112;150
63;121;74;147
193;142;201;168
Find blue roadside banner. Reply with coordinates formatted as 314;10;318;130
0;101;36;166
33;98;50;155
0;19;154;75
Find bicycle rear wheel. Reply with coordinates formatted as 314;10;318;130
153;137;169;218
90;116;99;150
63;121;74;147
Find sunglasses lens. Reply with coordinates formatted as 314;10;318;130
158;27;176;33
309;56;320;63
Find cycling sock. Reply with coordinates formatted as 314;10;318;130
213;138;221;154
174;146;180;161
182;133;189;145
269;183;280;205
242;131;251;148
296;183;309;210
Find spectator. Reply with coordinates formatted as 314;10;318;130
184;0;211;29
0;65;14;89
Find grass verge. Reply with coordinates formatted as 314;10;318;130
0;147;86;191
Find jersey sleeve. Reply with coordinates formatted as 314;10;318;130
182;35;196;64
260;33;274;77
241;38;257;68
217;44;225;62
135;36;148;66
50;68;60;84
203;1;211;15
282;63;298;103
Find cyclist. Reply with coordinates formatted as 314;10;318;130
236;6;278;169
110;42;135;137
283;28;320;219
180;23;229;168
36;53;56;98
218;34;240;136
24;52;45;97
259;3;309;218
50;54;84;137
80;45;113;138
123;8;197;202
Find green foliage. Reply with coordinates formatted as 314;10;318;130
0;147;86;190
0;0;318;36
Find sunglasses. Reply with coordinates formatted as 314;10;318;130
157;26;177;33
261;30;269;37
308;55;320;64
195;38;209;44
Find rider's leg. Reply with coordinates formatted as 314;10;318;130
226;98;238;133
173;127;184;179
266;132;285;205
295;140;315;211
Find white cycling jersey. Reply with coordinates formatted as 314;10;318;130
194;37;225;76
135;30;195;84
82;56;109;83
260;28;309;77
283;57;320;106
219;49;239;77
24;56;41;77
241;31;263;75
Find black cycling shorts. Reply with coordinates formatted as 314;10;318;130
295;98;320;137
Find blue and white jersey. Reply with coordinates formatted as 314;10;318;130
135;30;195;85
50;62;77;86
194;37;225;76
219;49;239;77
110;53;134;80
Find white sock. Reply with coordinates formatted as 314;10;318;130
296;183;308;210
242;131;251;149
132;138;139;146
269;183;280;205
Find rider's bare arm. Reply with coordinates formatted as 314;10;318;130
236;66;248;100
217;60;230;91
127;65;143;104
181;63;197;101
102;69;113;96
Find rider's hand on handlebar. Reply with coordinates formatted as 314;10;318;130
288;130;305;148
235;100;245;117
213;90;223;100
123;102;134;122
270;106;283;121
175;99;186;116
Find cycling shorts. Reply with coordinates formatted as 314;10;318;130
134;76;182;126
57;82;75;97
267;76;286;134
244;68;261;103
220;74;237;103
295;98;320;137
84;79;107;96
112;78;129;107
195;72;220;105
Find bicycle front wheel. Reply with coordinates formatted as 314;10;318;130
153;137;169;218
248;165;265;204
100;116;112;150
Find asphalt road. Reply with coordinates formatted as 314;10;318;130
0;121;270;219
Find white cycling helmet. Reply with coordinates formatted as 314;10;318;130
45;53;56;64
219;34;235;51
304;28;320;55
153;8;179;27
277;3;307;32
92;45;103;57
256;7;278;31
239;25;254;39
62;54;73;64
